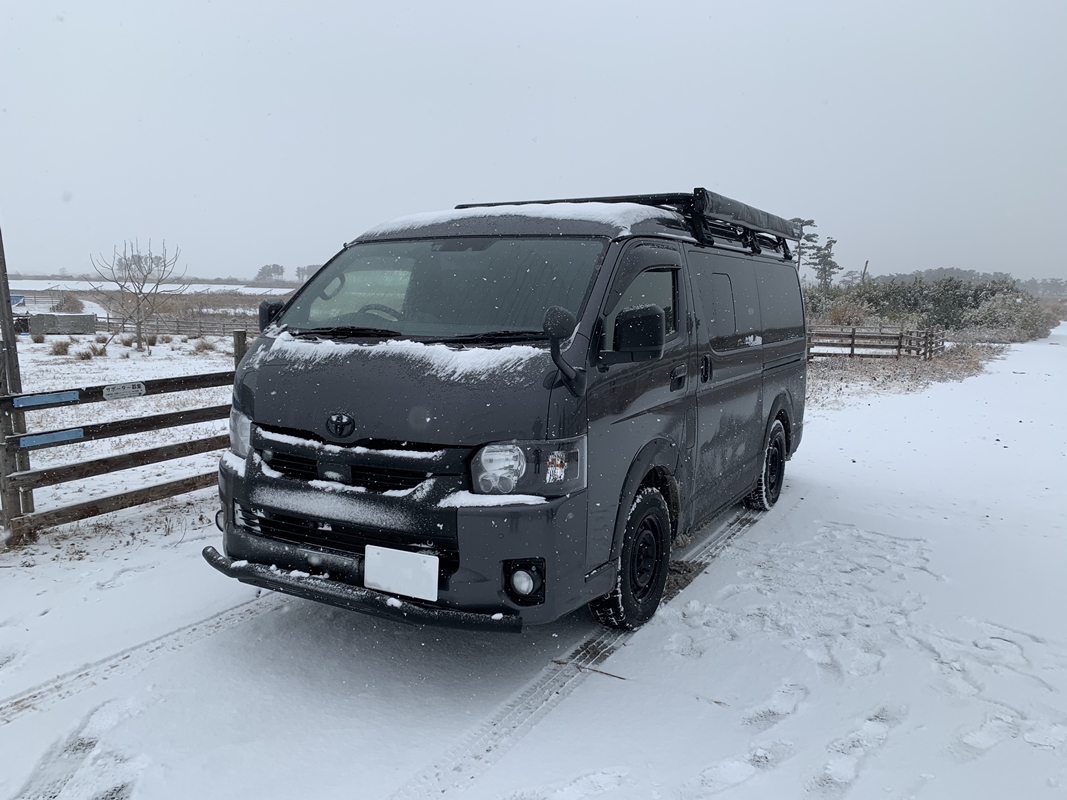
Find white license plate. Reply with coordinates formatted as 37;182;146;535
364;545;439;602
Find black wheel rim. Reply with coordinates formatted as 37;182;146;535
630;518;661;601
765;434;785;498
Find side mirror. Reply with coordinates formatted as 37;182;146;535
542;305;577;340
542;306;585;398
259;299;285;332
601;305;665;365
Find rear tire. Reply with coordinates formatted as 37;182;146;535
590;487;671;630
744;418;787;511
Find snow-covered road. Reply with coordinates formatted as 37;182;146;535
1;326;1064;799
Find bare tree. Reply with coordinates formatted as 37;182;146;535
89;240;187;351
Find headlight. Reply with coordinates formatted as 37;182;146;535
471;435;586;497
229;408;252;458
473;445;526;493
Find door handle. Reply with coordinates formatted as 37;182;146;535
700;354;712;382
670;363;687;391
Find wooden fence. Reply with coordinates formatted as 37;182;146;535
0;333;251;544
99;315;257;338
806;327;946;360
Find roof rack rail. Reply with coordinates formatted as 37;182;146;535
456;188;800;255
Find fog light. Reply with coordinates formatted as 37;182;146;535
504;559;545;605
511;569;535;596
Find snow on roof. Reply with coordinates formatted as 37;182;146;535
360;202;682;239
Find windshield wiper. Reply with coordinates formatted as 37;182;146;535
422;330;549;344
290;325;400;339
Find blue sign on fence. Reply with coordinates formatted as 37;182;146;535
20;429;85;449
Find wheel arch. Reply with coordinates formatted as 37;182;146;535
608;438;681;562
764;391;795;456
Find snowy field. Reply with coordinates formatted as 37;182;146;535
0;325;1064;799
9;279;291;296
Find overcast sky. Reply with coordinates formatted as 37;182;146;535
1;0;1064;282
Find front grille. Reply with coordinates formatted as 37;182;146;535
235;504;459;580
262;450;429;492
349;465;427;492
267;451;318;481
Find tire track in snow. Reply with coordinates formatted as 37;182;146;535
391;505;769;800
0;593;281;727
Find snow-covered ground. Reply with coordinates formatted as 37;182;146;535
9;279;291;296
0;326;1064;799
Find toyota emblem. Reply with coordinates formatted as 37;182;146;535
326;412;356;440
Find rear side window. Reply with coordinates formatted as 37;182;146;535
707;273;735;341
755;264;805;341
688;249;761;346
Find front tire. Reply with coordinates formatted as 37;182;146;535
590;487;671;630
744;418;787;511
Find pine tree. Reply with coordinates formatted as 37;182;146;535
810;237;842;291
790;218;819;274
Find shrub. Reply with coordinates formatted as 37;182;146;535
961;292;1054;342
95;334;108;343
161;335;173;343
122;335;134;347
146;334;157;346
827;297;873;326
75;349;93;360
193;339;216;353
50;339;71;356
89;343;107;357
31;333;45;344
53;293;85;313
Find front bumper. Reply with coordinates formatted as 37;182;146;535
215;451;604;629
203;545;523;632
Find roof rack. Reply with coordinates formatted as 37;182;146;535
456;188;800;257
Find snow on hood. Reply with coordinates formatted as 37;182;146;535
361;202;678;239
265;333;545;383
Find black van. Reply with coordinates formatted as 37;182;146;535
204;189;806;631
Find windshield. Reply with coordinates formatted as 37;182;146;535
277;237;607;340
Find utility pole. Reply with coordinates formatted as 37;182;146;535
0;222;34;542
0;223;23;395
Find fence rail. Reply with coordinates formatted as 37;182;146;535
806;327;946;360
99;316;257;338
0;333;251;544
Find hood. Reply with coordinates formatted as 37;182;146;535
237;333;557;446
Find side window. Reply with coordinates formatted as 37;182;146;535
755;263;804;340
708;273;736;341
603;268;678;350
687;248;760;345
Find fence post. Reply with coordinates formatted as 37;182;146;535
233;330;247;369
897;330;903;359
850;327;856;357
